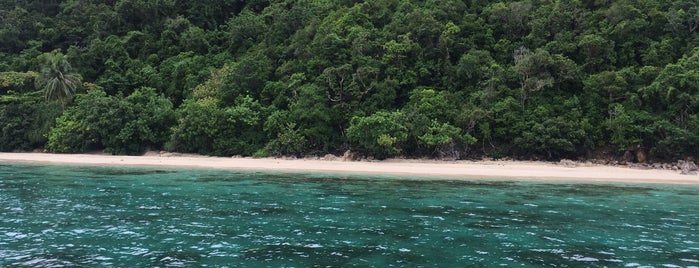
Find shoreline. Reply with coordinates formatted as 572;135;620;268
1;152;698;184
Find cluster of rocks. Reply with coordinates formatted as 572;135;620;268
317;150;357;161
558;159;579;168
559;158;699;175
668;160;698;175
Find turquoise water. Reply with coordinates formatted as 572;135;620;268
1;164;698;267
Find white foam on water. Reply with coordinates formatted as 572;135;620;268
5;232;27;239
569;255;598;262
22;258;53;266
543;236;565;243
6;254;31;260
319;206;344;211
159;256;186;267
210;242;235;249
119;230;138;236
121;246;149;256
72;229;88;234
624;263;654;268
531;248;564;254
138;205;162;210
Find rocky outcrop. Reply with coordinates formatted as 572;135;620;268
623;144;647;163
559;159;578;168
342;150;356;161
678;160;698;175
321;154;339;161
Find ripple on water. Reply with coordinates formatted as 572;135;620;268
1;165;698;267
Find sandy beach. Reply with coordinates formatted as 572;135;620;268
1;152;698;184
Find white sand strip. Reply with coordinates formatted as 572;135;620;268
1;152;698;184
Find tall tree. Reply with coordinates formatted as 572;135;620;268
35;50;82;103
512;47;554;109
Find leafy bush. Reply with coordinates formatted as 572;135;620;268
168;95;267;156
346;111;408;159
48;88;175;154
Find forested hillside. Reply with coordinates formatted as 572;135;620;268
1;0;698;161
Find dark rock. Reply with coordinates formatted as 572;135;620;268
636;149;647;163
559;159;577;168
678;160;698;175
342;150;356;161
622;150;634;163
322;154;338;161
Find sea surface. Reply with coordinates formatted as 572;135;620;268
1;164;698;267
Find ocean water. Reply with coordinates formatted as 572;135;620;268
1;164;698;267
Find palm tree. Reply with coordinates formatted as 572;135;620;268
35;50;82;103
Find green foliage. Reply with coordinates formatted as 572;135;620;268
167;97;221;154
1;0;698;161
35;50;82;103
0;99;33;152
0;71;37;93
262;110;306;157
418;120;476;159
157;51;212;104
264;123;307;157
513;97;591;159
48;90;121;153
644;49;699;128
346;111;408;159
404;88;453;121
512;47;555;109
116;87;176;153
168;95;267;156
287;83;339;153
48;88;175;154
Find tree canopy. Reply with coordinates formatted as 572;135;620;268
1;0;698;161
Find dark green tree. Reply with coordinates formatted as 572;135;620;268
346;111;408;159
35;50;82;103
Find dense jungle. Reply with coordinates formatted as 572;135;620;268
1;0;698;161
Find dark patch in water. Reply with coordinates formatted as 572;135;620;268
11;251;93;267
552;184;654;197
674;189;699;196
463;221;508;230
193;175;245;183
669;251;699;261
241;243;428;266
246;206;291;215
515;246;636;267
515;248;568;266
82;168;177;177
